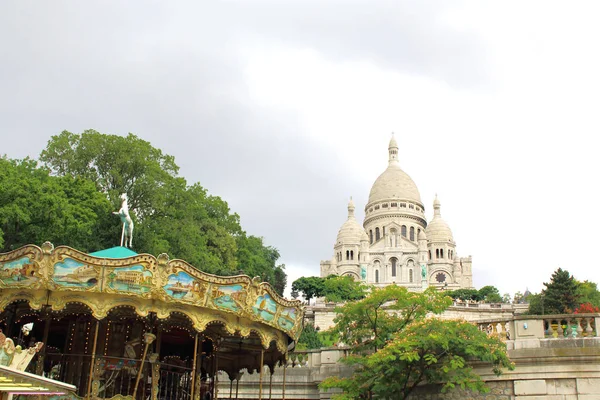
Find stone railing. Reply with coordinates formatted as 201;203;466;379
475;313;600;344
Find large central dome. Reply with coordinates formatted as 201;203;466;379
367;135;422;205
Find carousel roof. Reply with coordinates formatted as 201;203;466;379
88;246;138;258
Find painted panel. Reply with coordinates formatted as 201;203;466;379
106;265;152;294
0;256;38;287
253;293;277;322
278;307;296;330
211;284;245;312
53;258;99;288
164;271;206;302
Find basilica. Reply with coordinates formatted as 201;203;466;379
320;135;473;291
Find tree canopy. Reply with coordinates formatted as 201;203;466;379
1;130;287;294
446;285;504;303
319;286;513;399
528;268;582;315
291;275;367;304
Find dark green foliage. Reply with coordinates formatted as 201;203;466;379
291;276;325;303
291;275;367;303
478;285;503;303
0;157;117;252
2;130;287;291
528;268;582;315
323;275;367;303
297;323;323;350
446;286;503;303
446;288;481;301
542;268;581;314
576;280;600;308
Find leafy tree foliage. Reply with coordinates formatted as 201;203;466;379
542;268;581;314
446;288;480;301
0;157;117;252
446;286;504;303
323;275;367;303
528;268;582;314
320;286;513;399
297;323;323;350
478;285;503;303
291;276;325;303
2;131;287;293
291;275;367;304
576;280;600;308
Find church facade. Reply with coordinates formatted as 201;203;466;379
320;136;473;291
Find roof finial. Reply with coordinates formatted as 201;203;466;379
388;133;399;164
433;194;441;216
347;197;355;218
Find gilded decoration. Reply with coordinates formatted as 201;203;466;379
0;243;304;346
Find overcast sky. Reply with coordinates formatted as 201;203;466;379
1;1;599;298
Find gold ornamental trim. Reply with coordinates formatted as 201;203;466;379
0;243;304;347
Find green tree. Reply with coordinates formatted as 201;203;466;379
446;288;480;301
320;286;513;399
0;157;116;252
291;277;325;303
323;275;367;303
40;130;178;218
478;285;503;303
576;280;600;308
35;130;287;289
541;268;581;314
297;323;323;350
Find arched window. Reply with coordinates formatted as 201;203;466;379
401;225;407;237
409;269;413;283
428;250;432;260
370;230;373;244
391;258;397;277
417;228;421;238
410;227;415;241
375;227;381;241
346;250;350;260
441;249;444;258
436;249;440;259
375;269;379;283
350;250;354;260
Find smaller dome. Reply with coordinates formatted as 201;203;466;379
425;195;454;243
336;198;366;244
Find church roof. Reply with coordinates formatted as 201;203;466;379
425;195;454;243
88;246;138;259
336;198;368;244
368;136;422;205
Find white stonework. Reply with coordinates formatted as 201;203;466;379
320;135;473;291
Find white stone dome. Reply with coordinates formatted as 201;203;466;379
367;134;422;205
336;198;366;244
368;163;422;205
425;195;454;243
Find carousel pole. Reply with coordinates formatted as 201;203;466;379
235;373;241;400
85;320;100;400
269;367;273;400
214;350;219;400
258;349;264;400
133;333;156;399
190;333;199;400
36;311;51;375
229;378;234;399
282;353;287;400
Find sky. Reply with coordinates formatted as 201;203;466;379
1;1;599;298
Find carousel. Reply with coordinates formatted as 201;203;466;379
0;202;304;400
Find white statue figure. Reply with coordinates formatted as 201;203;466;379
113;193;134;248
